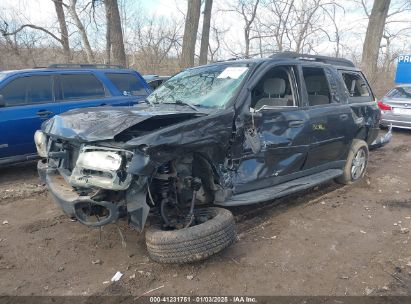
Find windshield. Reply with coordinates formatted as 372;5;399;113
146;64;251;108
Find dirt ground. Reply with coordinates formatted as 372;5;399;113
0;130;410;297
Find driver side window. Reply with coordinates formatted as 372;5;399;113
251;66;297;110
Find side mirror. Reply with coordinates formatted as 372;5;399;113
0;95;5;108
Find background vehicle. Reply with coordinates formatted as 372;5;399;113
143;74;171;90
0;64;151;165
379;84;411;129
37;53;388;264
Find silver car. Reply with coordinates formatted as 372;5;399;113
380;84;411;129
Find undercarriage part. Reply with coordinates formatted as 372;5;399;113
145;207;237;264
155;162;176;227
184;177;202;228
73;199;120;227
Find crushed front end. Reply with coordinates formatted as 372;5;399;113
36;131;150;230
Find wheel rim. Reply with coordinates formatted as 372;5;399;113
351;148;366;180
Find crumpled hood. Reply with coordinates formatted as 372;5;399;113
42;105;201;142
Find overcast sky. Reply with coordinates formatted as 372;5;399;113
1;0;410;60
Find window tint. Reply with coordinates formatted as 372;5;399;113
340;71;372;102
0;75;52;106
387;87;411;99
106;73;147;96
251;66;297;109
28;76;53;103
60;74;105;100
302;67;331;106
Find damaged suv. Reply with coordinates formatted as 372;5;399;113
36;53;390;263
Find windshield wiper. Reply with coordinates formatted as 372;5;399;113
164;100;199;112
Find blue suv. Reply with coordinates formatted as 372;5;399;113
0;64;151;166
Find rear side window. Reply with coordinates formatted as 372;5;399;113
302;67;331;106
339;71;372;103
0;75;53;106
59;74;105;100
106;73;147;96
387;87;411;99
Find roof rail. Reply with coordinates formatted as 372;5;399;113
270;52;355;68
48;63;124;69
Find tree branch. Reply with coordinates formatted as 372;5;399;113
1;23;62;43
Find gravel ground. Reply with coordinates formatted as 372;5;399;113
0;130;410;296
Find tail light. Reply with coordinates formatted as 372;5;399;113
377;100;391;111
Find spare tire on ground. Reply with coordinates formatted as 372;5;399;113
145;207;236;264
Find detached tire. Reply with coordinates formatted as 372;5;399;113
335;139;369;185
145;207;236;264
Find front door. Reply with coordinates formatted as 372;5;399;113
0;74;57;160
233;65;311;194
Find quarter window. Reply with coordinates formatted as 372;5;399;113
60;74;105;100
339;71;372;102
106;73;147;96
0;75;53;106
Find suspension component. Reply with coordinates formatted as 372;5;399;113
185;177;202;228
154;162;176;227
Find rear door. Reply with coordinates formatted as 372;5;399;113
302;65;352;169
0;74;57;159
56;73;111;113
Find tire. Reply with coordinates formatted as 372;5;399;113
335;139;369;185
145;207;236;264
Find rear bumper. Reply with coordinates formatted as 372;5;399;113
381;112;411;129
369;125;392;150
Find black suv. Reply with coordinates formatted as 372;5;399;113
37;53;390;264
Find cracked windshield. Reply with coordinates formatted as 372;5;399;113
146;65;250;108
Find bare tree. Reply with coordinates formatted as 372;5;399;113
361;0;391;79
181;0;201;68
65;0;95;63
208;23;228;62
130;13;182;73
233;0;260;57
263;0;295;52
105;0;126;66
199;0;213;65
53;0;71;62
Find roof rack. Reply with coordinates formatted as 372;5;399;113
270;52;355;68
48;63;124;69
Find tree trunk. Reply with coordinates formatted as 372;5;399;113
361;0;391;81
67;0;94;63
53;0;70;63
244;28;250;57
105;0;111;64
180;0;201;68
199;0;213;65
105;0;126;67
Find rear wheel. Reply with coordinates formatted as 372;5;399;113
145;207;236;264
335;139;369;185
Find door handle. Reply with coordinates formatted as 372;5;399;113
289;120;304;128
100;103;107;106
36;110;54;117
340;114;349;120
